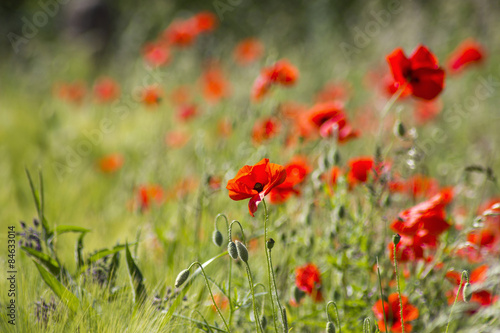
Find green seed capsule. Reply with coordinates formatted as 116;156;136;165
212;230;223;247
228;241;238;259
326;321;336;333
393;234;401;246
463;282;472;302
175;269;190;288
235;240;249;263
267;238;275;250
394;120;406;138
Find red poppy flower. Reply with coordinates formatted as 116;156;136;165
93;77;120;103
136;184;164;212
143;42;171;67
446;265;497;310
389;234;426;263
163;19;198;48
404;174;439;199
141;85;163;106
170;85;191;106
447;39;485;74
347;157;376;185
165;130;190;149
269;156;311;204
55;81;86;105
387;45;445;100
226;158;287;216
295;263;323;302
98;153;124;173
307;101;359;143
251;59;299;102
233;38;264;65
200;63;231;104
193;11;217;33
251;117;280;144
176;104;198;122
372;293;419;333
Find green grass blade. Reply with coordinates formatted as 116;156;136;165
22;246;61;276
125;242;147;304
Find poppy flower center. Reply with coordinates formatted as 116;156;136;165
253;182;264;192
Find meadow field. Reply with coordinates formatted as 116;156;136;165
1;1;499;332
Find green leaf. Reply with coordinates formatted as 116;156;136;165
75;233;85;269
33;261;79;312
22;246;60;277
125;242;147;304
55;225;90;235
107;251;120;289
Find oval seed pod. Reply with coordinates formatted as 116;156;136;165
175;269;190;288
326;321;336;333
267;238;275;250
235;240;249;263
261;315;267;330
212;230;223;247
394;120;406;138
228;241;238;259
393;234;401;246
463;282;472;302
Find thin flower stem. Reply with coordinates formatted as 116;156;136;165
245;262;264;333
326;301;341;333
445;271;468;333
188;262;231;333
376;83;407;146
268;246;285;331
376;257;388;333
393;245;405;333
262;199;280;332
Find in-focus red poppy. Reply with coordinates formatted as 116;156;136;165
413;99;442;125
136;184;164;212
445;265;497;310
200;63;231;104
307;101;359;143
391;188;453;237
372;293;419;333
226;158;287;216
176;104;198;122
143;42;171;67
387;45;445;100
295;263;323;302
268;156;311;204
447;39;485;74
93;77;120;103
98;153;124;173
233;38;264;65
55;81;86;105
251;59;299;102
141;85;163;107
251;117;280;144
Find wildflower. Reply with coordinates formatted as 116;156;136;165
141;85;163;107
98;153;124;173
233;38;264;65
386;45;445;100
55;81;86;105
268;156;311;204
307;102;358;143
372;293;419;332
251;59;299;101
165;130;190;149
295;263;323;302
200;63;230;104
34;298;58;326
447;39;485;74
251;117;281;144
93;77;120;103
210;293;229;312
176;104;198;122
226;158;287;216
347;157;377;185
143;42;171;67
136;184;164;212
18;219;42;251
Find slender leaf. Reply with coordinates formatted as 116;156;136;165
55;225;90;235
125;242;147;304
22;246;60;276
75;233;85;269
33;261;80;312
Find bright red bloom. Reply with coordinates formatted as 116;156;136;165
251;59;299;101
372;293;419;333
98;153;124;173
141;85;163;107
226;158;287;216
93;77;120;103
251;117;280;144
143;42;171;67
176;104;198;122
387;45;445;100
136;184;164;212
347;157;374;185
446;266;497;310
233;38;264;65
389;234;426;263
447;39;485;74
269;156;311;204
163;19;198;47
306;102;359;142
193;11;217;33
295;263;322;302
200;63;231;104
391;174;440;199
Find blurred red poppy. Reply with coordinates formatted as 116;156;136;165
233;38;264;65
251;59;299;102
347;157;375;185
295;263;323;302
200;63;231;104
141;85;163;107
315;81;350;103
93;77;120;103
143;42;171;67
193;11;217;33
226;158;287;216
372;293;419;332
307;102;359;142
387;45;445;100
98;153;124;173
447;39;485;74
55;81;86;105
269;156;311;204
413;100;442;124
251;117;280;144
136;184;164;212
176;104;198;122
165;130;190;149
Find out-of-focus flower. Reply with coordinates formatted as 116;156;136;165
143;42;171;67
93;77;120;103
386;45;445;100
176;104;198;122
165;130;190;149
446;265;497;310
170;86;191;106
372;293;419;332
162;11;217;48
295;263;323;302
136;184;164;212
447;39;485;74
251;117;280;144
98;153;124;173
251;59;299;102
200;63;231;104
226;158;287;216
306;101;359;142
315;81;350;103
141;85;163;107
268;156;311;204
210;293;229;312
233;38;264;65
55;81;86;105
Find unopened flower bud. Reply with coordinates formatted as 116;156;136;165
394;120;406;138
235;240;248;263
327;321;336;333
267;238;275;249
463;282;472;302
212;230;223;247
228;241;238;259
338;205;345;219
294;285;306;304
175;269;190;288
261;315;267;330
393;234;401;246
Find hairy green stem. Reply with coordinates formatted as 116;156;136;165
245;262;263;333
393;245;404;333
326;301;341;333
376;257;388;333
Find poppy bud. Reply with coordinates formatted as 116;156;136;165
326;321;336;333
235;240;249;262
228;241;238;259
212;230;223;247
293;285;306;304
267;238;275;249
261;315;267;330
393;234;401;246
394;120;406;138
175;269;190;288
463;282;472;302
338;205;345;219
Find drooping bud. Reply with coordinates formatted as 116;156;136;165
212;230;223;247
393;234;401;246
235;240;248;263
175;269;190;288
463;282;472;302
228;241;238;259
267;238;275;250
326;321;336;333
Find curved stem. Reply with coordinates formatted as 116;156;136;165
326;301;341;333
228;220;246;243
445;271;468;333
376;257;388;333
215;213;229;235
262;199;279;332
188;262;231;333
245;262;263;333
393;245;404;333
